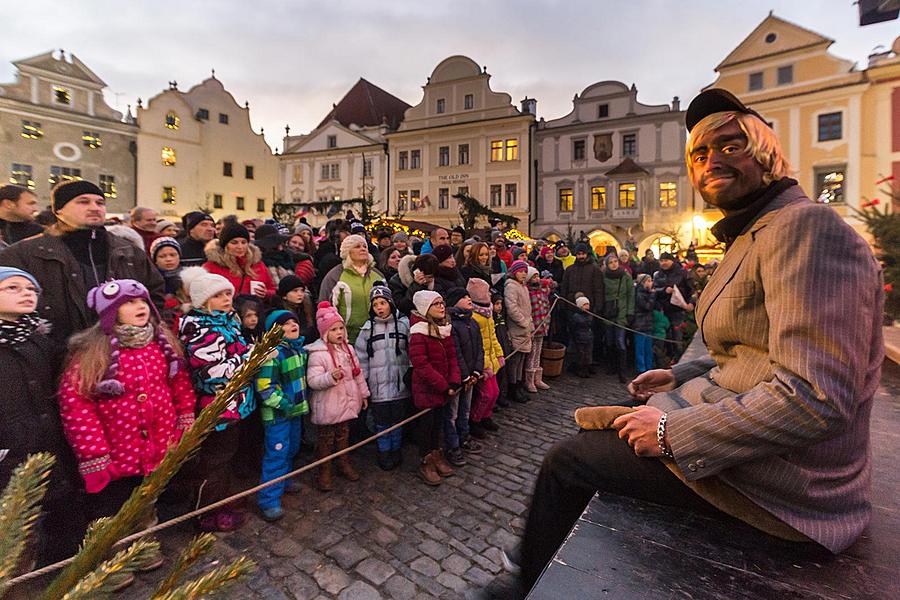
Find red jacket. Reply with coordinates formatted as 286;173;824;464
59;340;196;493
408;314;461;409
202;241;276;299
294;256;316;287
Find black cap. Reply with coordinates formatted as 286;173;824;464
218;223;250;248
685;88;769;133
253;224;289;250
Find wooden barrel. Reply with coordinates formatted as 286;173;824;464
541;342;567;377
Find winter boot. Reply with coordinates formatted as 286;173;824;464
377;450;394;471
431;449;455;477
481;417;499;432
418;454;441;486
534;367;550;390
524;369;538;393
469;420;487;439
335;424;360;481
315;426;335;492
512;380;530;403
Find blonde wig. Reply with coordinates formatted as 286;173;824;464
686;111;792;185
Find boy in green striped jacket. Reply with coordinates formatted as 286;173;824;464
255;309;309;522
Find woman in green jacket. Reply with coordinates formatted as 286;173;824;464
601;254;634;382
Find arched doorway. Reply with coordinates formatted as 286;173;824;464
587;229;619;257
640;233;679;258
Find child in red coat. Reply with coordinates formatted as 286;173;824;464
409;290;461;486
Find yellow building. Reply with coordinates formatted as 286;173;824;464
862;35;900;212
386;56;535;232
703;13;874;237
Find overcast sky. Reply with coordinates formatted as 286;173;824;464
5;1;897;150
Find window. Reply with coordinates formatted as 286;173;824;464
292;164;303;183
327;135;337;148
10;164;34;189
363;158;372;178
257;198;265;212
505;183;517;207
213;194;223;209
398;151;408;170
436;98;446;114
245;165;254;179
438;187;449;210
330;163;340;179
162;186;176;205
49;166;81;188
818;112;842;142
559;188;574;212
82;131;102;149
410;190;421;210
99;174;117;198
161;147;176;166
622;133;637;157
223;162;233;177
438;146;450;167
505;139;519;161
591;186;606;210
165;112;180;130
748;72;763;91
197;108;209;120
618;182;636;208
597;104;609;119
777;65;793;85
658;182;677;208
458;143;470;165
457;186;468;197
491;140;504;162
398;190;408;212
464;94;474;110
218;113;229;124
814;167;845;204
236;196;245;210
490;184;502;207
410;150;421;169
321;164;329;179
52;86;71;105
21;120;43;140
573;139;586;161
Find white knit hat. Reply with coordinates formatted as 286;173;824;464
575;296;590;309
412;290;443;316
180;267;234;308
340;234;368;260
526;266;539;281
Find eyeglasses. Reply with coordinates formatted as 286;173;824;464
431;301;446;307
0;284;39;295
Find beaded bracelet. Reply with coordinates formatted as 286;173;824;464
657;413;674;459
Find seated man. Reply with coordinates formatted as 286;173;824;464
518;89;884;594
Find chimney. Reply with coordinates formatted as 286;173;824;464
521;97;537;116
672;96;680;111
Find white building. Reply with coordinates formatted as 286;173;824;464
136;76;277;220
533;81;693;256
278;79;410;227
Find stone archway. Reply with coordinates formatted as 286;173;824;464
587;229;620;257
639;233;679;258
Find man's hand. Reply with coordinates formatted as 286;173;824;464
613;405;665;457
627;369;676;402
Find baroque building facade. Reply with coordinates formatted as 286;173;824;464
386;56;536;232
0;50;138;215
136;76;277;219
533;81;690;256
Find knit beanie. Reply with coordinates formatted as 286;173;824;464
445;287;469;308
183;211;214;233
265;309;299;330
150;236;181;262
413;253;438;276
466;277;490;305
636;273;651;287
52;180;104;212
412;290;443;316
575;295;591;309
0;266;40;291
540;246;554;260
574;242;591;255
86;279;180;396
340;234;368;260
452;226;465;236
526;266;539;282
155;219;176;234
604;254;619;269
659;252;675;261
350;221;367;235
294;222;313;235
432;244;454;263
219;223;250;248
277;274;305;298
369;282;395;314
315;301;344;338
180;266;234;308
508;260;528;276
511;246;526;260
367;283;402;357
391;231;408;243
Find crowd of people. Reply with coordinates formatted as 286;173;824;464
0;178;710;588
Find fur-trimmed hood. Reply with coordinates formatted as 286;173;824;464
398;254;418;288
204;239;263;277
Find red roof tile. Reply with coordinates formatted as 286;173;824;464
317;78;411;131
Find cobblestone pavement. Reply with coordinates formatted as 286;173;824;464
121;370;632;599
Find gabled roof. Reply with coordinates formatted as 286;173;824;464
13;50;106;87
717;13;833;70
605;157;650;177
317;78;411;130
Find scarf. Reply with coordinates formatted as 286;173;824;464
262;249;295;270
604;267;625;280
0;313;46;345
472;301;493;319
115;322;155;348
710;177;797;247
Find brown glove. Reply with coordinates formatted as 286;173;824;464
574;405;636;430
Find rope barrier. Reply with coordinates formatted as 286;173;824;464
553;294;688;345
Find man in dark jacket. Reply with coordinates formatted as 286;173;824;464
178;211;216;267
560;242;604;353
0;180;164;343
639;249;661;276
0;184;44;247
651;252;694;355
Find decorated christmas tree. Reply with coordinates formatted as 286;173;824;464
851;176;899;322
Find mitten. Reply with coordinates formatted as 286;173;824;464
83;467;112;494
484;368;494;379
498;356;506;368
574;406;636;430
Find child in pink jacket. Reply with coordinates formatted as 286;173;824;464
306;301;369;491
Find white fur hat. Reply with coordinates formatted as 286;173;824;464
339;234;368;260
412;290;443;316
180;267;234;308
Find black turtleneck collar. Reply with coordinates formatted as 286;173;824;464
710;177;797;248
60;227;109;288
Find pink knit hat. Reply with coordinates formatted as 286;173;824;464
316;301;345;337
508;260;529;275
466;277;491;305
